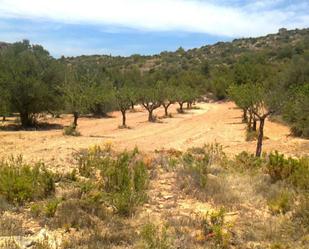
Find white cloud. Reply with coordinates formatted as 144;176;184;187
0;0;308;37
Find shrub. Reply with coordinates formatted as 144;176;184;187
63;125;81;136
265;152;309;189
0;215;24;236
0;157;55;205
294;194;309;232
234;151;264;171
201;208;231;248
0;239;21;249
30;203;43;217
265;151;296;182
289;156;309;190
100;152;149;216
181;149;209;188
267;191;292;214
52;199;94;229
140;223;172;249
45;198;61;218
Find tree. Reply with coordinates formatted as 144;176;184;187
170;72;199;113
115;86;132;127
0;40;62;127
60;64;107;128
228;84;257;130
111;69;140;127
158;80;176;117
283;84;309;138
140;75;162;122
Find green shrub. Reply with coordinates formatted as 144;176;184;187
289;156;309;190
201;208;231;248
265;152;309;189
76;146;148;216
181;147;210;188
63;125;81;136
30;203;43;217
267;191;292;214
266;151;296;182
234;151;264;171
45;198;61;218
140;223;172;249
0;157;55;205
100;152;149;216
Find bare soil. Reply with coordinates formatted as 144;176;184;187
1;101;308;170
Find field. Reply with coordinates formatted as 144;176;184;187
1;101;309;249
1;101;308;169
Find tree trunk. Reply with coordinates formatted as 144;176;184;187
148;109;154;122
243;109;248;123
179;102;184;113
121;110;126;127
20;111;34;128
164;106;169;116
73;112;79;128
2;116;5;122
256;118;265;157
253;118;257;132
131;101;134;110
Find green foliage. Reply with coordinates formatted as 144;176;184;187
266;151;299;182
0;157;55;205
45;198;61;217
267;191;292;214
234;151;264;170
201;208;231;248
100;152;149;216
76;146;149;216
265;151;309;190
63;125;81;136
181;148;209;188
0;40;62;127
140;223;172;249
283;83;309;138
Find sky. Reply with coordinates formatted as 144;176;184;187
0;0;308;57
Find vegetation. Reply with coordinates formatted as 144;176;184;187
0;28;308;249
0;156;54;205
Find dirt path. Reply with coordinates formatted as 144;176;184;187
1;102;308;170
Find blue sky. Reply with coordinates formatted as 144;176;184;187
0;0;308;57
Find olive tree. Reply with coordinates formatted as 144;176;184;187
0;40;62;127
60;64;108;128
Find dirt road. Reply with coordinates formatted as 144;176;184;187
1;101;308;169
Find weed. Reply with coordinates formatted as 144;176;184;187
267;191;292;214
294;194;309;232
0;215;24;236
140;223;172;249
266;151;297;182
45;198;61;217
0;238;21;249
0;156;55;205
265;152;309;190
233;151;264;171
30;203;43;217
201;208;231;248
100;152;149;216
63;125;81;136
